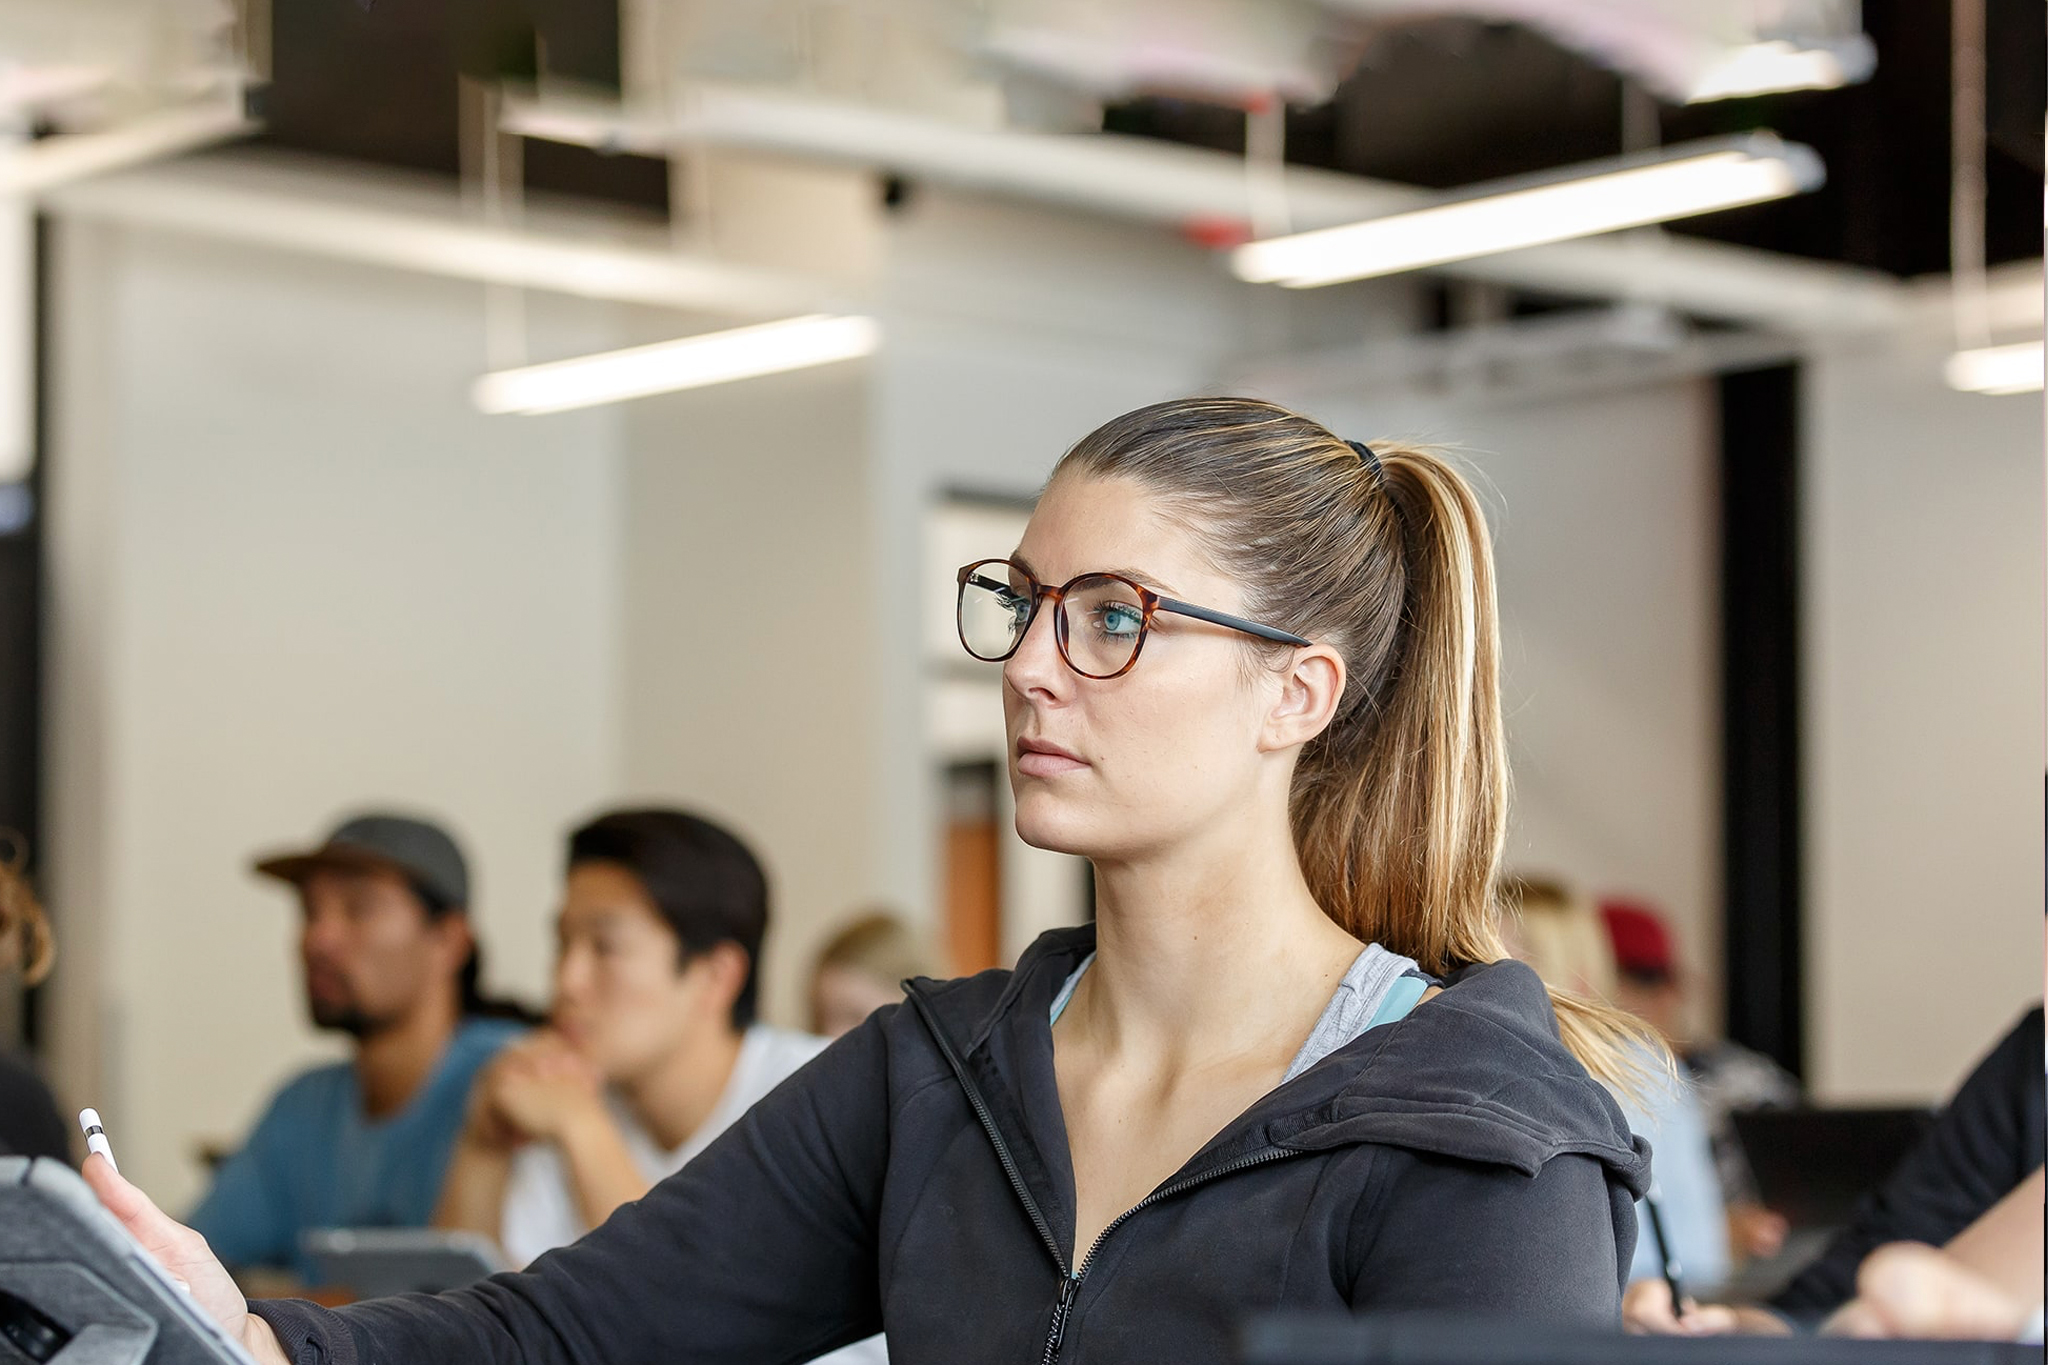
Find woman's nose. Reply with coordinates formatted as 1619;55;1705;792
1002;598;1068;699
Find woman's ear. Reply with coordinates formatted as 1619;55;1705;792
1260;645;1346;753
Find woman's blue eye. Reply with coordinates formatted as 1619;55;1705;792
996;591;1030;625
1095;603;1143;637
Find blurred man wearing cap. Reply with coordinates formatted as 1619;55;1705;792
187;813;527;1280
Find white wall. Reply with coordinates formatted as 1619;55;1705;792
1804;330;2045;1103
44;219;625;1208
611;354;887;1033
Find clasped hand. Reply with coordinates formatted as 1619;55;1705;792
462;1030;606;1151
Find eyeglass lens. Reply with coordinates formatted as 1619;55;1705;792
957;562;1149;678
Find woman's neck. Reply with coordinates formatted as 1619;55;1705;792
1073;823;1363;1067
618;1020;747;1153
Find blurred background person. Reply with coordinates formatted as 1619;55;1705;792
0;833;66;1163
1600;897;1801;1263
435;808;821;1265
1626;931;2045;1334
189;813;525;1280
1827;1167;2044;1342
1502;874;1732;1297
808;910;938;1040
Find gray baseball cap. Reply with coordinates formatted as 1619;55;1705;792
253;812;469;910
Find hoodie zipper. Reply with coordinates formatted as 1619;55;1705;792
907;986;1307;1365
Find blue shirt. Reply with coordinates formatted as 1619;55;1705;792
1619;1061;1732;1295
189;1017;523;1279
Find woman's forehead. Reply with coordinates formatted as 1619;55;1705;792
1016;475;1215;594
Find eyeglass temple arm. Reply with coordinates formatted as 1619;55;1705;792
1156;596;1312;647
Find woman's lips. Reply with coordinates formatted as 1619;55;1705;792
1016;740;1087;777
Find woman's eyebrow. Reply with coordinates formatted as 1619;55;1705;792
1103;566;1179;596
1010;554;1181;597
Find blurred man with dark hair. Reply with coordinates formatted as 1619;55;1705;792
435;807;831;1262
189;813;526;1279
433;808;884;1361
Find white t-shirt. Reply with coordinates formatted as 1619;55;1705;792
499;1025;887;1364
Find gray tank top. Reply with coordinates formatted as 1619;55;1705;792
1047;943;1434;1083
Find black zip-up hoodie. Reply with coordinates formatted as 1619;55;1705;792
254;925;1650;1365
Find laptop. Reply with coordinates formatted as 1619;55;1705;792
1733;1106;1937;1230
1240;1312;2037;1365
300;1227;507;1298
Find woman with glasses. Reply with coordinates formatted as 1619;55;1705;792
87;397;1654;1365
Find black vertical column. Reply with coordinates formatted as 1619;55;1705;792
1719;364;1805;1079
0;217;46;1047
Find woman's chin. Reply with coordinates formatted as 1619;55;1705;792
1011;798;1092;857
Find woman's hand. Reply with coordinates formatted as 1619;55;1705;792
484;1032;606;1143
79;1155;290;1365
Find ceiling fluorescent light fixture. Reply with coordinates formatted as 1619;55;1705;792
1687;38;1875;103
1943;340;2044;396
473;313;879;415
1232;134;1825;289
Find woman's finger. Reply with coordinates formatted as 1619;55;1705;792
82;1152;187;1256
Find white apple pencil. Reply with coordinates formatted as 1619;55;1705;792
78;1108;118;1173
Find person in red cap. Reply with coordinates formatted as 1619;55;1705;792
1598;896;1801;1264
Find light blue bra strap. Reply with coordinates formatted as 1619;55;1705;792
1047;952;1096;1026
1365;972;1430;1032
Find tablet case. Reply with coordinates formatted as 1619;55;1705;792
0;1158;255;1365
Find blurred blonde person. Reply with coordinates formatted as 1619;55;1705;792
0;833;66;1162
1829;1167;2045;1341
809;912;936;1040
1627;932;2045;1336
1503;875;1731;1296
1499;876;1616;1001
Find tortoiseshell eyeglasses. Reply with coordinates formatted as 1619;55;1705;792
955;558;1312;680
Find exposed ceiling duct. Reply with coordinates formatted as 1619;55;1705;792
1321;0;1874;103
624;1;1876;119
0;0;244;128
0;0;255;192
506;88;1901;334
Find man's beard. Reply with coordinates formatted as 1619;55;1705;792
309;994;391;1039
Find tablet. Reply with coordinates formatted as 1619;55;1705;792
0;1156;256;1365
300;1228;506;1298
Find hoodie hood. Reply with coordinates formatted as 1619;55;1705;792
909;923;1651;1202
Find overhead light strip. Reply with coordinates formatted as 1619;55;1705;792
1687;39;1874;103
0;98;255;197
472;314;880;415
1231;134;1825;290
1943;340;2043;396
